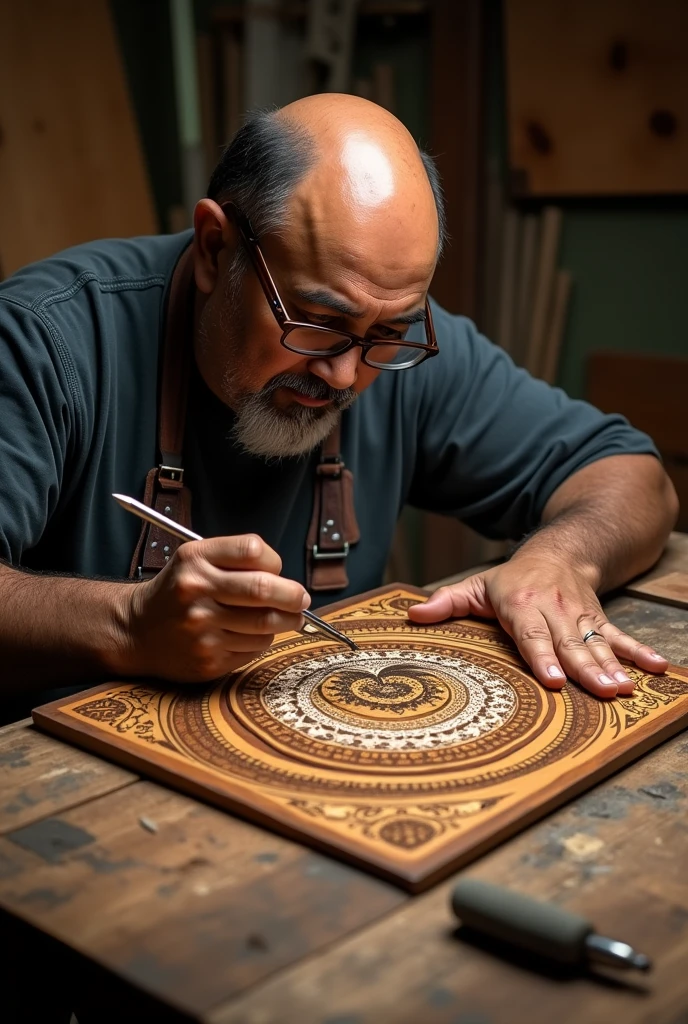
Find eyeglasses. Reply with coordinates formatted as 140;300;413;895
221;202;439;371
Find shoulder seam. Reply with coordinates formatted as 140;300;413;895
30;272;166;311
29;306;84;422
0;294;84;431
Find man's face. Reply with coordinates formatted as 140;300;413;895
195;198;437;459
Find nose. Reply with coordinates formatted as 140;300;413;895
307;347;360;391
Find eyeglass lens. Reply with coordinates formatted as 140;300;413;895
282;326;429;369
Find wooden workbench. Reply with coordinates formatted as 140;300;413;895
1;540;687;1023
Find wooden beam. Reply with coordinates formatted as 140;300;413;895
428;0;484;318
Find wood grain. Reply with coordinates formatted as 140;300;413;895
0;719;135;833
505;0;688;196
211;731;688;1024
0;0;156;274
0;779;404;1018
32;586;688;892
428;0;483;318
1;582;687;1021
524;206;562;378
625;571;688;610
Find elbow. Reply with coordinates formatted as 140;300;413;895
663;472;680;533
645;468;680;570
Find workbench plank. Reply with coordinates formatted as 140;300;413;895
0;573;685;1022
208;592;688;1023
0;719;136;833
0;779;405;1019
210;730;688;1024
603;594;688;667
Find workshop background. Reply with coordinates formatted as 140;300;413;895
1;0;686;581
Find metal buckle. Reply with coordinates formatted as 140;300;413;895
312;542;350;560
158;464;184;484
316;457;343;479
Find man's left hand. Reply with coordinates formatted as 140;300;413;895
407;553;668;698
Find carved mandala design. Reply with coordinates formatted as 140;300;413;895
52;587;688;881
257;649;517;752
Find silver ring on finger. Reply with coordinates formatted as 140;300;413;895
582;629;603;643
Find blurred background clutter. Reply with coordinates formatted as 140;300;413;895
1;0;687;582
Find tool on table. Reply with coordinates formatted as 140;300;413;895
451;879;651;972
112;493;359;652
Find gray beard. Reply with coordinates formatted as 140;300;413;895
230;372;357;458
199;255;357;459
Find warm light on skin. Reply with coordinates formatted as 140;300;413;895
340;133;396;208
191;95;440;419
192;199;436;414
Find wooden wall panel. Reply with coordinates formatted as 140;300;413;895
505;0;688;196
0;0;156;276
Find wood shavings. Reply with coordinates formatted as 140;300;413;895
560;832;605;859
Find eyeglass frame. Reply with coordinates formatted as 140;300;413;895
220;201;439;371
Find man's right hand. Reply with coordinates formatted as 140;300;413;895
120;534;310;682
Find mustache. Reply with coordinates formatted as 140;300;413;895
261;372;357;410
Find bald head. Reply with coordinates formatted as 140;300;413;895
195;97;444;457
274;95;440;279
207;95;445;260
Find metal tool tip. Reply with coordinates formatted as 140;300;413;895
631;953;652;972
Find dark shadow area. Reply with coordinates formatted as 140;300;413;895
451;925;652;996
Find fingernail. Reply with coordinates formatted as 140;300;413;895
614;671;632;684
547;665;566;679
301;593;311;610
649;651;665;662
598;673;615;687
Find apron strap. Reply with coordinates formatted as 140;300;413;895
306;418;360;591
128;245;195;580
129;245;359;592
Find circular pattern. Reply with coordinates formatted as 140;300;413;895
378;819;436;848
167;623;603;796
258;649;517;751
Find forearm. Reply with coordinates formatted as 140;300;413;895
0;562;133;695
514;454;678;593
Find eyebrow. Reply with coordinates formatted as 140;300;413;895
293;287;427;325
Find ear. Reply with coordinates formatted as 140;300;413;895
192;199;239;295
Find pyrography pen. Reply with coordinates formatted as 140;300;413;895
451;879;651;972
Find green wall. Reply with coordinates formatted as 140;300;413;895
559;208;688;397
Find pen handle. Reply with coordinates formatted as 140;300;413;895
113;492;358;651
451;879;591;964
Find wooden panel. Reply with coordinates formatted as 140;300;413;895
0;779;403;1018
586;352;688;531
428;0;484;316
625;571;688;610
505;0;688;196
0;719;135;833
0;0;156;275
33;585;688;892
600;593;688;671
211;730;688;1024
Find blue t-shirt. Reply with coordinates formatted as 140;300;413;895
0;232;658;605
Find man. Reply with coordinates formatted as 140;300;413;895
0;94;677;718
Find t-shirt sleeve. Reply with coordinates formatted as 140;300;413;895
0;298;77;562
407;304;659;540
